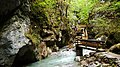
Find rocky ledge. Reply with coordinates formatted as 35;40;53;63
79;52;120;67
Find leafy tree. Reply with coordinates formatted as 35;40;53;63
89;0;120;47
68;0;98;24
29;0;120;48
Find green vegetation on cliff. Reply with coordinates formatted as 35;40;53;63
29;0;120;48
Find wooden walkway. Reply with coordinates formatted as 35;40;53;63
75;37;105;56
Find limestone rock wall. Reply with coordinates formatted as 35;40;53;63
0;0;35;67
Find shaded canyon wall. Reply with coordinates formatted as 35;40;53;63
0;0;38;67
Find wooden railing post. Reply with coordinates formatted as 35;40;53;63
76;44;83;56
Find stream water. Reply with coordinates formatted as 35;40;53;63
26;47;95;67
26;48;80;67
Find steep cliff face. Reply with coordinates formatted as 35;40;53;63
0;15;30;67
0;0;37;67
0;0;30;28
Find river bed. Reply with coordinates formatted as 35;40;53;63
26;48;80;67
25;46;96;67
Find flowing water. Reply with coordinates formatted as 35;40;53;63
25;46;96;67
26;48;80;67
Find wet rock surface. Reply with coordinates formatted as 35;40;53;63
12;45;37;67
108;43;120;54
79;52;120;67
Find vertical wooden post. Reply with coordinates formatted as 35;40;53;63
76;44;83;56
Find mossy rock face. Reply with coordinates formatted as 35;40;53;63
25;32;40;46
45;41;56;47
37;42;48;59
114;32;120;43
60;29;71;47
108;43;120;54
106;32;120;48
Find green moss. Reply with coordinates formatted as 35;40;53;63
25;24;41;46
25;32;40;45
